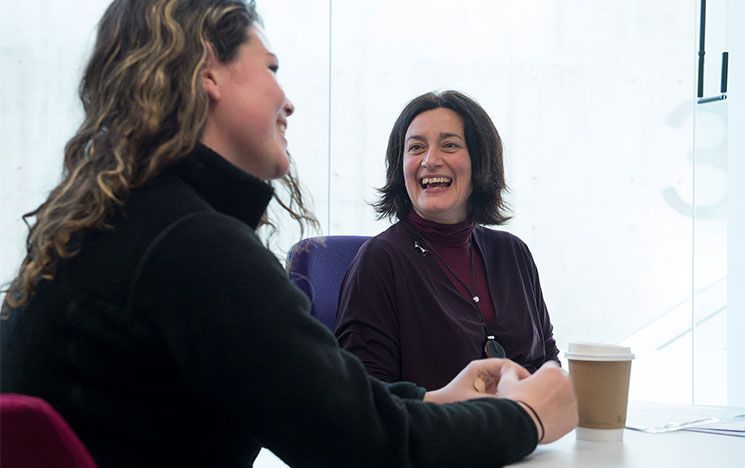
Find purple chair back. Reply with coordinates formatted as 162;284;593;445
287;236;370;330
0;393;97;468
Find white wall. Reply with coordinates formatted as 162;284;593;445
1;1;108;290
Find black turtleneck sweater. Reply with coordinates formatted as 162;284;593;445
336;214;560;390
1;144;538;468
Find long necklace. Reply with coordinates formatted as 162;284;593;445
413;237;480;304
413;233;507;359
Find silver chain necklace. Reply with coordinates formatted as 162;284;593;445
413;238;480;304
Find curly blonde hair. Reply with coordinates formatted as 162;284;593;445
5;0;317;309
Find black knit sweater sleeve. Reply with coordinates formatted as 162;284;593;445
130;211;538;468
385;381;426;400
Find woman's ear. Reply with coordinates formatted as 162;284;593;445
202;43;221;102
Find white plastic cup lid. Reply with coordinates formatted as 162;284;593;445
565;342;634;361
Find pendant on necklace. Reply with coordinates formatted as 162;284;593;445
473;296;480;303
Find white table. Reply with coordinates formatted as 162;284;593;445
256;402;745;468
508;428;744;467
258;428;744;468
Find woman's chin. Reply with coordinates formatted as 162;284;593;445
271;157;291;180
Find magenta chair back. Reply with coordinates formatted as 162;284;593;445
287;235;370;330
0;393;97;468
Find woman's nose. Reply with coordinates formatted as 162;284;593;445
421;148;441;168
283;98;295;117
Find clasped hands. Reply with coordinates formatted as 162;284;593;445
424;358;579;444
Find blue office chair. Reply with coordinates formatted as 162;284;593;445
287;235;370;330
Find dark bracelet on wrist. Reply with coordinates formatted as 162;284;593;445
515;400;544;443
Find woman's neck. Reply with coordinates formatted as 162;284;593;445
406;210;474;249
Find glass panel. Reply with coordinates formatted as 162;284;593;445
692;0;744;406
725;0;745;408
692;95;727;405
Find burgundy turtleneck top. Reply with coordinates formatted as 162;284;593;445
406;211;495;325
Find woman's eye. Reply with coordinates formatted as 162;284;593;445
408;144;424;152
269;64;279;73
443;142;460;150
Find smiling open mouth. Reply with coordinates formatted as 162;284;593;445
420;177;452;189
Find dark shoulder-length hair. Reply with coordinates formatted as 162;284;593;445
374;90;511;225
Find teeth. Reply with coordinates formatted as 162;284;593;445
421;177;452;185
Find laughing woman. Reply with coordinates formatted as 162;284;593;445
1;2;576;467
335;91;560;391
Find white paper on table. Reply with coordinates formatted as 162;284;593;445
680;418;745;437
625;401;745;437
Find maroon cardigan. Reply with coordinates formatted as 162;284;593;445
335;220;559;390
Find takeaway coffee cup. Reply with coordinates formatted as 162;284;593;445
566;342;634;442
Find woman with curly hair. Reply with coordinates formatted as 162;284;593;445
1;1;576;466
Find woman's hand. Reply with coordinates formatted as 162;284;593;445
496;361;578;444
424;359;578;444
423;358;527;404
